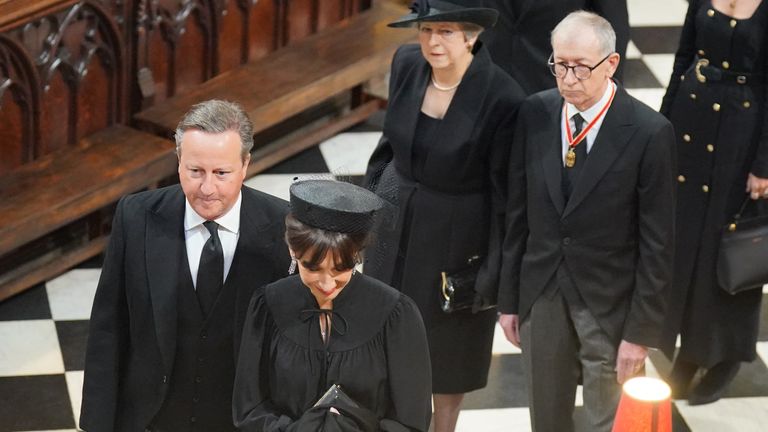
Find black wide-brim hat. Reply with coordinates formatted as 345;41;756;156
388;0;499;29
290;180;384;235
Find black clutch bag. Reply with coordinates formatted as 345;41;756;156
440;255;489;313
717;197;768;295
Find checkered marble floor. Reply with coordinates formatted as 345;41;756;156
2;1;768;430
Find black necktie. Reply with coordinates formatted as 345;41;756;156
196;221;223;315
562;113;587;201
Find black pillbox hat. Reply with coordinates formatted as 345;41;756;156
289;180;384;234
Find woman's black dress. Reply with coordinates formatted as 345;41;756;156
233;273;432;431
659;0;768;366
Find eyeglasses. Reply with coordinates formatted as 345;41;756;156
548;53;612;80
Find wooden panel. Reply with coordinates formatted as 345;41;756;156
247;0;278;60
0;35;37;174
316;0;344;31
3;1;123;158
135;1;415;137
285;0;315;43
134;0;213;106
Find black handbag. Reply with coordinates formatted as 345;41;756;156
440;255;492;313
716;197;768;295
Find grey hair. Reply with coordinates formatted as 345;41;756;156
551;10;616;56
460;22;484;41
175;99;254;161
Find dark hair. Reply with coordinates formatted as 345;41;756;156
285;213;372;271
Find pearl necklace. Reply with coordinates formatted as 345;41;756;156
431;74;461;92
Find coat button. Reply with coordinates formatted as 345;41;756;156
702;185;710;193
195;376;202;383
162;375;168;384
730;19;737;28
712;103;721;112
200;332;207;340
707;8;715;17
707;144;714;152
193;396;200;403
683;134;691;142
190;416;197;423
678;175;686;183
563;237;572;245
690;93;697;100
744;101;751;108
722;61;730;69
680;74;685;81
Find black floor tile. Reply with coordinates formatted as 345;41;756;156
56;320;90;372
463;354;528;409
623;58;663;88
0;283;51;321
0;375;74;430
630;26;684;55
265;146;329;174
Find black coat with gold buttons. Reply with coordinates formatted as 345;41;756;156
659;0;768;367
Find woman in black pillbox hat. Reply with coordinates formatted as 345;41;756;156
364;1;526;430
233;179;432;431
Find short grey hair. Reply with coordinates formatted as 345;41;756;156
175;99;254;161
551;11;616;56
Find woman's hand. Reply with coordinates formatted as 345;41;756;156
746;173;768;200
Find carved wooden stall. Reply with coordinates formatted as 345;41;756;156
0;0;407;302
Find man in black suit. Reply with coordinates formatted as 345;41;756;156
498;12;675;432
80;100;290;431
452;0;629;94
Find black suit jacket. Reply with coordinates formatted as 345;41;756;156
80;185;289;432
453;0;629;94
499;86;676;347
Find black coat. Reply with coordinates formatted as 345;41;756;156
658;0;768;365
500;86;676;348
451;0;629;94
364;44;525;392
233;274;432;432
80;185;290;432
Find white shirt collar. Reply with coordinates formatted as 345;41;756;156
184;191;242;234
565;80;615;124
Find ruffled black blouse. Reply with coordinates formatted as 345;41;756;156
233;273;432;431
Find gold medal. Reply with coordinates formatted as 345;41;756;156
565;148;576;168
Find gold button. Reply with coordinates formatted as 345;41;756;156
729;223;737;232
698;49;705;56
730;19;737;28
744;101;751;108
713;103;721;112
690;93;697;100
707;9;715;17
702;185;710;193
678;175;686;183
683;134;691;142
707;144;714;152
722;61;730;69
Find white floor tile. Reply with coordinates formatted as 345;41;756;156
628;0;688;27
641;53;676;88
625;88;667;111
318;131;381;176
0;320;64;376
46;269;100;321
674;397;768;432
757;342;768;366
65;370;84;427
244;173;334;201
455;407;532;432
626;40;642;59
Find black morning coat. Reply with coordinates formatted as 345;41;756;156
364;43;525;327
451;0;630;94
79;185;290;432
499;85;677;348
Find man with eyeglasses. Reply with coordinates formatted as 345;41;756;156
497;11;676;432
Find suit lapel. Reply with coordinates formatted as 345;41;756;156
390;55;430;177
539;92;566;215
562;87;638;218
146;188;185;374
